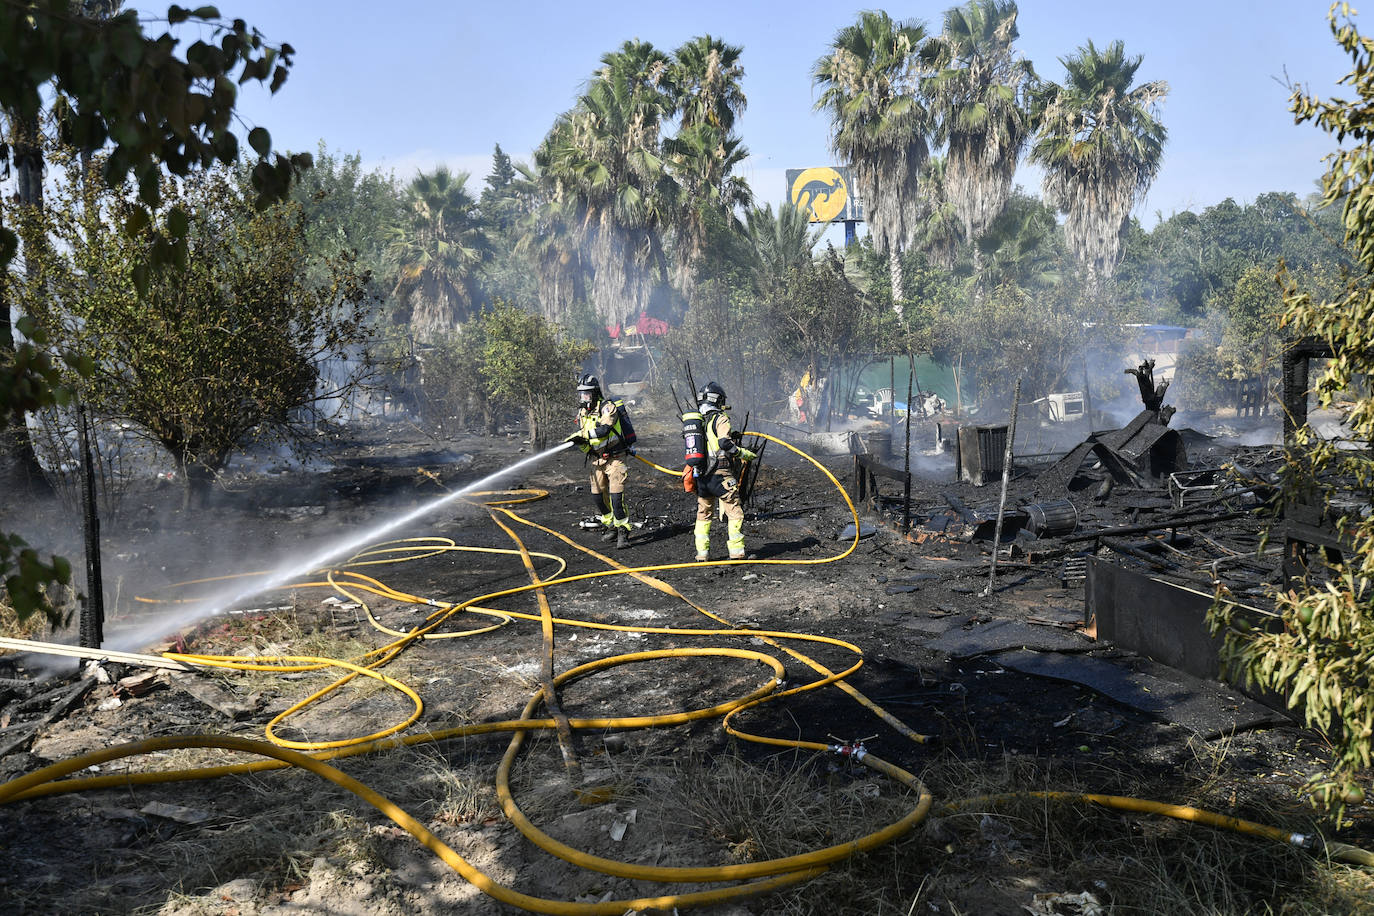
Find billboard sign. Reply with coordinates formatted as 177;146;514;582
786;166;863;223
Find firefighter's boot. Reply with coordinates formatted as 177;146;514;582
605;493;631;544
727;518;747;560
591;492;612;535
694;519;711;562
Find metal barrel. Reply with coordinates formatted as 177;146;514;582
1023;498;1079;537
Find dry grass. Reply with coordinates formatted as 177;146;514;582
75;746;496;914
0;597;49;643
0;583;73;645
608;743;1374;916
342;743;502;827
628;749;911;863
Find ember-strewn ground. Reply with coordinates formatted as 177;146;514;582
1;411;1371;915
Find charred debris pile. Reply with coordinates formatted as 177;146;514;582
851;361;1291;632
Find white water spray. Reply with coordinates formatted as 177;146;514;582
105;442;574;653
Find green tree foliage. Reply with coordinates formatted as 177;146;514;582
480;144;527;269
410;328;493;436
287;143;404;300
389;167;491;341
1122;192;1351;412
531;35;756;328
482;155;549;318
477;302;594;447
487;143;517;195
1188;196;1338;313
509;159;589;326
659;278;774;413
1170;333;1234;412
925;182;1098;410
910;154;963;272
19;159;376;508
537;40;676;329
764;248;900;429
1210;3;1374;820
1117;193;1348;321
1220;264;1285;376
1030;39;1167;289
742;202;823;296
663;35;752;299
813;10;934;308
1114;211;1207;323
0;1;309;279
926;0;1036;262
1169;263;1288;412
973;190;1065;293
0;315;82;625
934;277;1095;405
1;0;303;624
901;264;959;360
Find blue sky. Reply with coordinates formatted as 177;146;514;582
157;1;1352;232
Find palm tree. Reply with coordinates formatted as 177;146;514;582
974;192;1064;291
744;201;824;294
389;167;491;341
663;122;751;297
538;40;675;329
1029;39;1167;291
665;36;753;299
814;11;934;310
911;154;962;270
510;160;589;326
672;35;746;133
926;0;1035;263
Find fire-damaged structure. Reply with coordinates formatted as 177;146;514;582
849;341;1374;731
1032;361;1187;496
1278;337;1355;590
850;357;1297;700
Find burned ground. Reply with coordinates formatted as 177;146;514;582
1;411;1372;915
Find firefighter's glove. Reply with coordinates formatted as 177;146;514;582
564;432;590;452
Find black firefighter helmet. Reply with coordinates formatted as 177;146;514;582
697;381;728;411
577;373;602;405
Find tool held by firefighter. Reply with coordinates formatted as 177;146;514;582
564;374;637;549
687;381;757;561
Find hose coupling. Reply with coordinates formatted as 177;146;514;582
1288;832;1318;850
829;738;870;762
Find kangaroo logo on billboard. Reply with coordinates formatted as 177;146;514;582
786;166;863;223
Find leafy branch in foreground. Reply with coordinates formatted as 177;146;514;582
1211;2;1374;821
1;1;306;625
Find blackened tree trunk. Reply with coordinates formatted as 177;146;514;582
176;455;221;510
3;113;51;492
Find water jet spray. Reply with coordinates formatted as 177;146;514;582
104;441;575;654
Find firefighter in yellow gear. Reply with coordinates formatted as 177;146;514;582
565;374;635;550
692;382;757;561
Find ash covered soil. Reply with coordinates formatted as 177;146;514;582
1;413;1372;915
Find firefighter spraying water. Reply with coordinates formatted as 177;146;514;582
564;374;638;550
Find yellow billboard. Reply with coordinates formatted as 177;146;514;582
786;166;862;223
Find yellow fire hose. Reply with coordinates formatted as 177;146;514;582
1;430;1370;915
0;733;830;914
